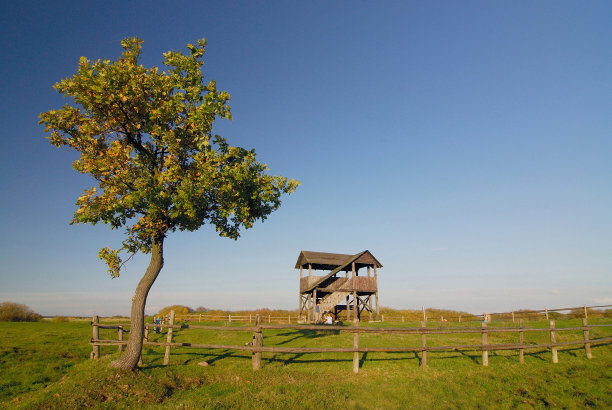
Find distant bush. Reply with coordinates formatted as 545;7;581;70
158;305;194;316
52;316;70;322
0;302;42;322
566;307;603;319
513;309;546;321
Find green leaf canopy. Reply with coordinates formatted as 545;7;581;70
40;37;299;277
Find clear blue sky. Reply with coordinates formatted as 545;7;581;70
0;1;610;316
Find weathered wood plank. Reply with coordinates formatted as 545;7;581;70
583;318;592;359
421;321;427;368
163;310;175;365
353;319;359;374
482;322;488;366
550;320;558;363
91;316;99;360
519;319;524;364
252;315;263;370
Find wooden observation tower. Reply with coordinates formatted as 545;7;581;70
296;250;381;322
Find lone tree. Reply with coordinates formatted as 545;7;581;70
40;38;299;370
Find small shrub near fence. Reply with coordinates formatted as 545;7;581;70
91;311;612;374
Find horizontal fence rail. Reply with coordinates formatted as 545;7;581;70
172;314;303;324
91;313;612;373
166;303;612;325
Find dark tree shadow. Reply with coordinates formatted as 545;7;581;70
283;353;306;365
413;351;423;366
359;352;369;367
273;329;340;345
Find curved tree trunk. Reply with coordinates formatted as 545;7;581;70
110;239;164;370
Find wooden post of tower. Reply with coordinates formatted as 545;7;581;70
299;265;303;317
352;262;357;321
313;288;318;322
346;294;350;321
374;264;379;320
308;292;312;322
308;264;312;321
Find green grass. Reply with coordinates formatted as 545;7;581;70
1;319;611;408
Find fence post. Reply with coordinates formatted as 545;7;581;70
545;308;549;320
91;315;100;360
252;314;263;370
422;305;426;322
518;319;524;364
163;310;176;366
458;314;461;323
584;304;588;319
481;322;488;366
582;318;592;359
511;311;515;324
421;321;427;368
199;314;201;323
549;320;558;363
269;315;271;323
249;314;252;323
381;314;384;322
117;326;124;352
353;319;360;374
228;314;232;323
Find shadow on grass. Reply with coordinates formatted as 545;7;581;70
273;329;341;345
456;349;480;364
359;352;368;367
138;341;611;369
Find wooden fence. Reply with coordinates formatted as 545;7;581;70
91;313;612;373
379;303;612;323
173;313;302;324
486;304;612;322
171;303;612;325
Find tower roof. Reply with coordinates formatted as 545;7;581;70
295;250;382;270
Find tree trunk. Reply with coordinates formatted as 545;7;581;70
110;239;164;370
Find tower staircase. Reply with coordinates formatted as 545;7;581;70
315;291;351;320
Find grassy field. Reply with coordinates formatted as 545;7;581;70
1;318;611;409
